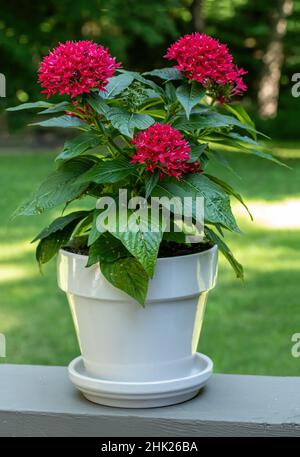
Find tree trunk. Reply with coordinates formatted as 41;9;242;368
257;0;293;118
190;0;205;32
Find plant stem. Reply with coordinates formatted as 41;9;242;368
141;99;163;111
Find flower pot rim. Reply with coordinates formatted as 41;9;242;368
59;243;217;263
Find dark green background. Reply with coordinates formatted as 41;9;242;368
0;0;299;138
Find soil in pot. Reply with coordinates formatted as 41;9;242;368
63;240;213;258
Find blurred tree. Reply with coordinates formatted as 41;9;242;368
190;0;205;32
257;0;293;118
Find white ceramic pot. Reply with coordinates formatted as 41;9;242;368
57;245;218;407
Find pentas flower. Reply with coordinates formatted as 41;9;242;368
165;33;247;102
38;40;120;98
132;123;201;180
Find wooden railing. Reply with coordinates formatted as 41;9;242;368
0;364;300;437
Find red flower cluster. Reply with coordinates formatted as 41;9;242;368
38;41;120;98
165;33;247;101
132;123;201;180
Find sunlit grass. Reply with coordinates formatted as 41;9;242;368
0;146;299;375
0;241;35;261
0;264;37;282
233;198;300;229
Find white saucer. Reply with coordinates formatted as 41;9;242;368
68;353;213;408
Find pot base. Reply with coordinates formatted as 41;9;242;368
68;353;213;408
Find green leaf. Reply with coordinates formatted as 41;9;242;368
101;257;149;305
164;82;177;103
100;73;134;99
6;101;53;112
87;210;102;246
144;68;184;81
36;219;79;267
224;104;271;139
38;101;72;115
173;112;258;133
105;107;155;137
201;152;210;169
205;226;244;279
32;211;90;242
224;104;258;140
227;132;259;146
214;223;224;237
56;131;102;161
210;150;241;179
14;156;95;216
176;82;206;119
30;115;87;129
87;95;110;115
77;158;135;184
118;70;164;96
145;171;159;199
142;109;165;119
210;137;287;167
225;104;254;127
73;213;93;237
110;211;164;277
245;147;288;167
145;88;161;99
88;233;152;304
163;231;186;243
87;233;129;267
188;143;208;163
152;174;240;233
36;235;64;267
206;174;253;221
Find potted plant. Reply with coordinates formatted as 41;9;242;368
8;35;279;408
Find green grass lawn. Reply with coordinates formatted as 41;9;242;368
0;143;300;375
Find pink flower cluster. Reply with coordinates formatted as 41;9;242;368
165;33;247;101
132;123;201;180
38;41;120;98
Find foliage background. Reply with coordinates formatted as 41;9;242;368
1;0;300;137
